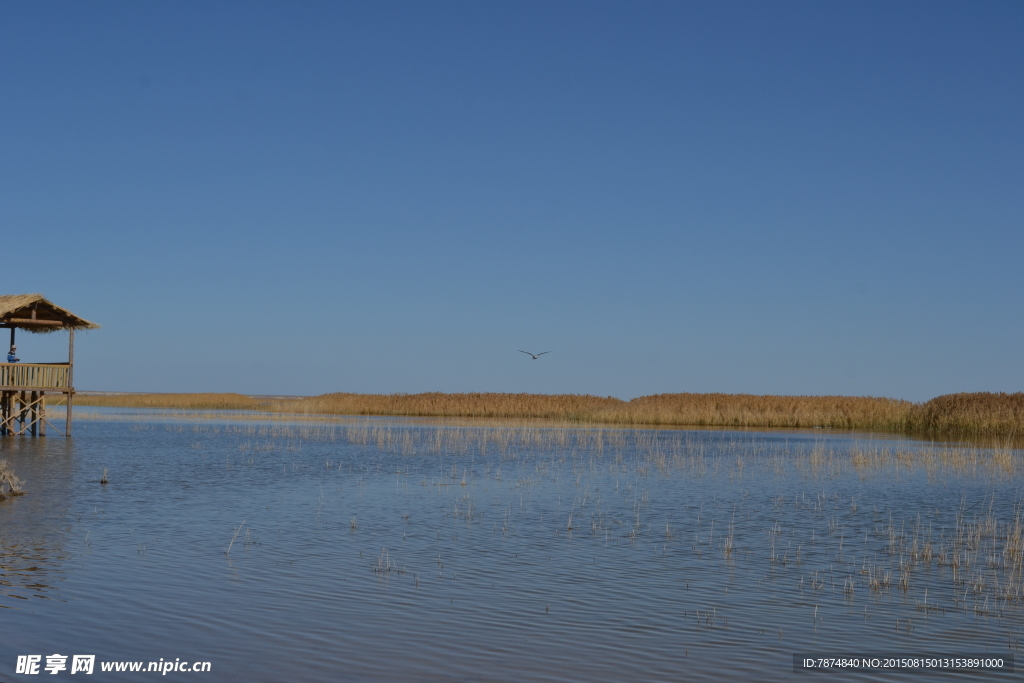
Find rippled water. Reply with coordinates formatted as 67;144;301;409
2;411;1023;681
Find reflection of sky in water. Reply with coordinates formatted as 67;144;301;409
0;437;75;606
0;415;1022;681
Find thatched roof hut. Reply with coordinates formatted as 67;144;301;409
0;294;99;332
0;294;97;437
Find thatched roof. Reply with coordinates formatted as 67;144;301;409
0;294;99;332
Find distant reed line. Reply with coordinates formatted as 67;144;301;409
63;391;1024;437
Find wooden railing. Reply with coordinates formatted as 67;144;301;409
0;363;71;389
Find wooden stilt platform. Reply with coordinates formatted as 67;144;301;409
0;294;97;438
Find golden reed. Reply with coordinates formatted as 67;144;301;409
67;391;1024;436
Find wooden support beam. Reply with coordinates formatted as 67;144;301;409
0;387;73;393
0;391;47;436
0;362;72;365
66;328;74;437
1;319;65;326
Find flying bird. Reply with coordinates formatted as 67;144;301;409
519;350;550;360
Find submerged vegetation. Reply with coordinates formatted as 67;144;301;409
67;391;1024;437
0;459;25;500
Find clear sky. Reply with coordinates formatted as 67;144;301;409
2;1;1021;401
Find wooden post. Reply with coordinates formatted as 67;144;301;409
30;391;37;436
66;328;74;437
39;391;45;436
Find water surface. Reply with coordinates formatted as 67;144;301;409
2;412;1022;681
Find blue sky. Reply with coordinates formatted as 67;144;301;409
2;1;1021;401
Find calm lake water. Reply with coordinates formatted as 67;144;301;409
2;410;1023;681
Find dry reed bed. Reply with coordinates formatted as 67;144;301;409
70;393;267;411
908;392;1024;437
67;391;1024;437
